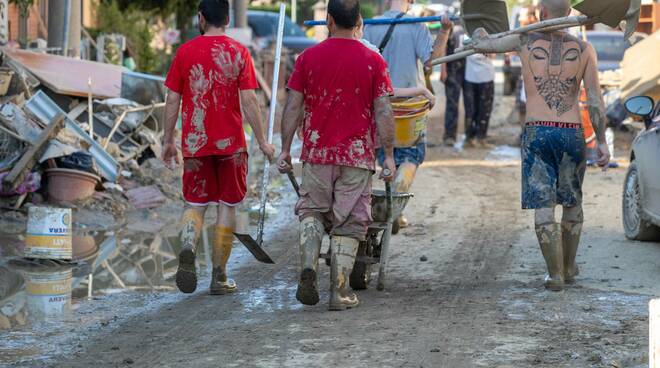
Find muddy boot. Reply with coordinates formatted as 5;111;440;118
209;225;237;295
535;223;564;291
329;236;360;311
210;266;237;295
562;221;582;284
296;217;323;306
176;209;204;294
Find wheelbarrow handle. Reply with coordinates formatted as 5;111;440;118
287;171;301;197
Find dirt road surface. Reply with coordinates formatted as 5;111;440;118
2;71;659;368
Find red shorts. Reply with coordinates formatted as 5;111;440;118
182;153;248;206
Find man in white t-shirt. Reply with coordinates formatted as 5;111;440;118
463;52;495;148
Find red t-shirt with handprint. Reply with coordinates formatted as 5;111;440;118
287;38;393;171
165;35;258;157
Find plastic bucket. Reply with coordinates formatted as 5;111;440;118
392;97;430;148
394;109;429;148
25;207;73;260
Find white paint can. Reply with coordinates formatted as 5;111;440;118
24;207;73;260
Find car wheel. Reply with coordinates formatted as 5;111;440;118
622;161;660;241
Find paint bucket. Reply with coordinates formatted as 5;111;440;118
24;207;73;260
23;265;72;318
392;97;430;148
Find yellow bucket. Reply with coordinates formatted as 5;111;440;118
394;109;429;148
392;96;430;148
25;207;73;260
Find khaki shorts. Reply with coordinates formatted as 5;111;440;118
295;163;373;241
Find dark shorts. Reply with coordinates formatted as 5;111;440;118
521;123;586;209
376;142;426;168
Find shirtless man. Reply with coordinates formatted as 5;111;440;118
470;0;610;291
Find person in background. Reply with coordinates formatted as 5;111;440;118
363;0;452;230
441;23;465;147
463;52;495;149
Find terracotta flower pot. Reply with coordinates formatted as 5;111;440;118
46;168;100;202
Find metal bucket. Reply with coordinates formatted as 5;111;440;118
371;190;414;223
23;265;72;318
24;207;73;260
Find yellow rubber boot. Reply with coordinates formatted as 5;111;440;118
210;226;237;295
176;209;204;294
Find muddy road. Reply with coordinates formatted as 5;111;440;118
3;145;657;368
2;70;658;367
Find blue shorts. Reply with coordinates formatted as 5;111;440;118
376;142;426;168
521;124;586;209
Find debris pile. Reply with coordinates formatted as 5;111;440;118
0;48;173;218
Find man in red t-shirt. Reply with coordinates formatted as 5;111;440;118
163;0;275;296
277;0;396;311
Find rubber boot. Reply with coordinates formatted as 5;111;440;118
535;223;565;291
329;236;360;311
209;225;237;295
296;217;323;305
562;221;582;284
176;209;204;294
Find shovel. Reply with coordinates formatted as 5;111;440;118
233;3;287;265
432;0;637;66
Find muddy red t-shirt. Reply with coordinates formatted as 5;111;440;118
287;38;393;170
165;35;257;157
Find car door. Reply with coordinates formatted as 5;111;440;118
636;112;660;219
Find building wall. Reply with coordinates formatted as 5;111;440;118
7;1;45;42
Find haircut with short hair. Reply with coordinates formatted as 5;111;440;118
328;0;361;29
198;0;230;28
541;0;571;19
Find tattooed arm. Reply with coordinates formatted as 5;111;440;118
374;95;396;182
425;14;453;68
240;90;275;161
162;89;182;168
277;90;304;173
583;44;611;168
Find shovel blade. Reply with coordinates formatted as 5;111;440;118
461;0;510;36
572;0;631;28
233;233;275;264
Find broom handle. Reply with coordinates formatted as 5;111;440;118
256;3;286;246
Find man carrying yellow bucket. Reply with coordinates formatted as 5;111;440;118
364;3;452;230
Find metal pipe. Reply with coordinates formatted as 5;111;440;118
62;0;71;56
304;15;459;27
256;3;286;246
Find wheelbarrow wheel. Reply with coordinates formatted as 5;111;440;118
391;219;400;235
350;236;375;290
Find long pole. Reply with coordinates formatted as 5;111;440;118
256;3;286;246
304;15;459;27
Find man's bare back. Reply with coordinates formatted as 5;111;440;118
520;31;598;125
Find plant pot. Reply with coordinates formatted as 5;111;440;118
46;168;100;202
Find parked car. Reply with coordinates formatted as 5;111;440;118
586;31;646;72
247;10;317;54
622;95;660;241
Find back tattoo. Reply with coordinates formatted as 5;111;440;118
526;33;586;116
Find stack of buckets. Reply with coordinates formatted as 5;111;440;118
20;207;73;317
392;96;432;148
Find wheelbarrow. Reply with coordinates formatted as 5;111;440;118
286;172;414;291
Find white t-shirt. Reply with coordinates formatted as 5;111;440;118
465;53;495;84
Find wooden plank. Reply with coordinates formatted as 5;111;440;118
2;114;65;192
3;49;122;99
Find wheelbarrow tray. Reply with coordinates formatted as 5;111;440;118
371;190;413;224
